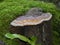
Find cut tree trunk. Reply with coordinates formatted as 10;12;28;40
10;8;52;45
10;20;52;45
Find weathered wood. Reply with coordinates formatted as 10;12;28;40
10;26;26;45
24;24;43;45
10;20;52;45
10;8;52;45
41;20;52;45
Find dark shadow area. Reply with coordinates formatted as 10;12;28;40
0;40;6;45
0;0;4;2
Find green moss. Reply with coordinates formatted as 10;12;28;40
0;0;60;45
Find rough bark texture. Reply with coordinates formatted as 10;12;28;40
41;20;52;45
10;8;52;45
24;24;43;45
10;26;26;45
10;20;52;45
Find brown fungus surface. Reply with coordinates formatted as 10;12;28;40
11;13;52;26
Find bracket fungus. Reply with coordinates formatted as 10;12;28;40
11;13;52;26
10;8;52;45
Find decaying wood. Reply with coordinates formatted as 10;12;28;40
41;20;52;45
10;8;52;45
10;26;26;45
23;23;43;45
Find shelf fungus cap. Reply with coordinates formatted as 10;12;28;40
11;13;52;26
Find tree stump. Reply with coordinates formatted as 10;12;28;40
10;8;52;45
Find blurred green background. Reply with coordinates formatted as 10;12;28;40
0;0;60;45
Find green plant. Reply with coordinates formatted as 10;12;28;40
0;0;60;45
5;33;38;45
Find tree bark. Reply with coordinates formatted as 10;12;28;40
10;20;52;45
